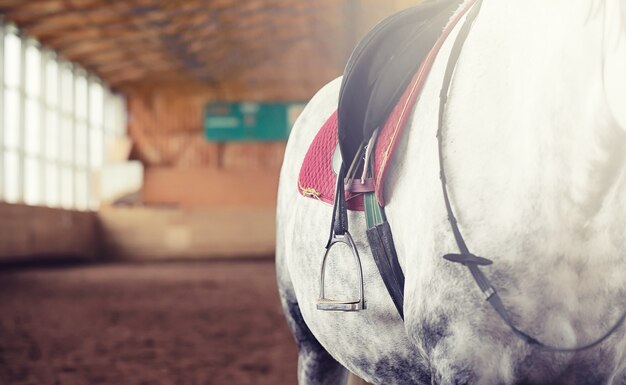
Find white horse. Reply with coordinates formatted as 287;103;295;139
276;0;626;384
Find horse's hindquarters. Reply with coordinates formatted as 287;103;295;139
276;78;433;384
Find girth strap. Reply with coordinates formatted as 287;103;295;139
366;221;405;319
363;158;405;319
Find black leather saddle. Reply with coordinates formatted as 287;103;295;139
337;0;463;168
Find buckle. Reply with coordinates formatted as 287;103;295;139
317;231;366;312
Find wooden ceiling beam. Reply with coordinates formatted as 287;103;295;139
95;51;177;73
53;30;164;60
68;51;165;73
21;15;86;35
0;0;56;10
108;69;193;89
98;61;180;78
66;50;135;70
183;32;313;62
46;27;168;50
104;69;146;85
73;50;128;69
4;0;159;40
5;0;127;25
0;1;66;18
165;17;334;56
20;18;133;40
198;37;305;80
59;40;125;58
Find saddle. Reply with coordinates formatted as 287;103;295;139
312;0;467;319
337;0;463;168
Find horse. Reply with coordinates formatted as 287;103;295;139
276;0;626;384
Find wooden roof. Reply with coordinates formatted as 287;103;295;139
0;0;414;93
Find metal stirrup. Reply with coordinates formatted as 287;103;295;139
317;231;366;311
317;164;366;312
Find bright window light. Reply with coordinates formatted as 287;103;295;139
90;127;103;169
89;81;103;126
45;108;59;160
60;166;74;209
75;122;88;167
24;98;41;155
75;73;87;119
44;163;59;207
75;170;88;211
4;88;20;149
61;65;73;113
45;59;58;106
4;32;21;88
25;44;41;97
60;116;73;164
24;157;41;206
0;22;127;210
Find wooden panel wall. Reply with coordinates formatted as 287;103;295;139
0;203;275;262
142;168;279;209
99;207;276;260
0;203;99;262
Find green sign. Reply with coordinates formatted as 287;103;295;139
204;102;306;142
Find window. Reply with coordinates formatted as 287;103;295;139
3;28;22;203
0;22;126;210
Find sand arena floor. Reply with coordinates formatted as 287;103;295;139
0;260;298;385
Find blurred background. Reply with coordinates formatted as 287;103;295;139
0;0;415;384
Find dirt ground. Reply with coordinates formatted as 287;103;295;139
0;259;298;385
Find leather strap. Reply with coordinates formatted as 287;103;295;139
364;167;405;319
327;164;349;247
437;0;626;352
346;178;375;193
366;222;405;319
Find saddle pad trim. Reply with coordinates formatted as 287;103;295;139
298;111;365;210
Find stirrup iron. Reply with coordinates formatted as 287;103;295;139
317;231;366;312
